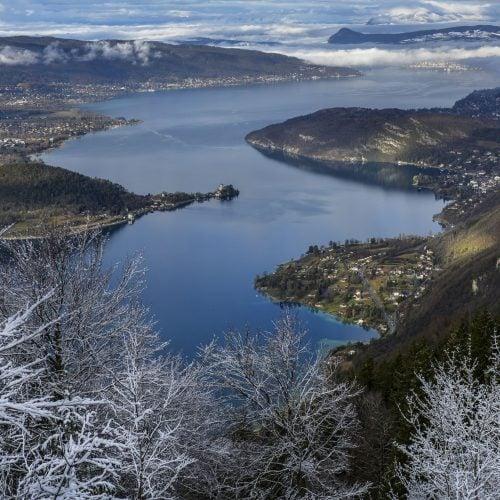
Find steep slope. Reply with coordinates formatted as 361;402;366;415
363;190;500;361
246;107;498;167
452;87;500;119
404;191;499;334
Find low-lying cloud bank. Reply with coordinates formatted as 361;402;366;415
367;0;494;24
0;40;158;65
285;45;500;67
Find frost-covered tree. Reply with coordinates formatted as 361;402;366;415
0;297;56;496
0;230;147;496
107;318;219;499
0;230;143;401
0;229;221;498
394;344;500;499
203;314;367;499
0;294;124;498
18;406;123;499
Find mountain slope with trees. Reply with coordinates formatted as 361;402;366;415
246;91;500;167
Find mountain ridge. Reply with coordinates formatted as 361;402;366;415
328;25;500;44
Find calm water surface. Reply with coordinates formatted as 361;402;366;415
42;68;498;355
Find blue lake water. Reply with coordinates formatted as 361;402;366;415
41;67;498;355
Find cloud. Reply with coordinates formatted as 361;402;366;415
283;45;500;67
423;0;489;17
367;1;492;24
79;40;157;65
42;41;69;63
168;10;191;19
0;40;158;65
0;45;38;64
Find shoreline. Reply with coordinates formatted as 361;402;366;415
254;235;436;336
245;142;455;226
1;199;194;241
21;72;363;112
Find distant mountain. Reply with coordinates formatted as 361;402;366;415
328;25;500;44
0;36;359;86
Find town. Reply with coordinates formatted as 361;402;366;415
0;107;138;158
255;236;438;335
411;142;499;227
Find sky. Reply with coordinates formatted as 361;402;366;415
0;1;498;41
0;1;498;67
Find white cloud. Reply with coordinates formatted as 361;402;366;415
423;0;489;17
0;45;38;65
79;40;157;65
168;10;191;19
42;41;69;63
283;45;500;67
367;1;492;24
0;40;158;65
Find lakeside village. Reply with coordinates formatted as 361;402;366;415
406;61;479;72
0;108;137;158
256;236;437;336
411;144;499;227
0;71;343;110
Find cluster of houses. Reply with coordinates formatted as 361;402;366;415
0;110;130;155
264;239;438;335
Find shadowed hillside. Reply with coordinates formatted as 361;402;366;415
0;160;147;227
246;88;500;168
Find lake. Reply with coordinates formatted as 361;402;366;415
42;67;497;355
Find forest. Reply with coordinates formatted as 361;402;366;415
0;160;147;226
0;228;497;498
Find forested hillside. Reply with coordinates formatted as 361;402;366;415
0;160;147;226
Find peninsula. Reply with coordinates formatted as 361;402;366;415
246;87;499;227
